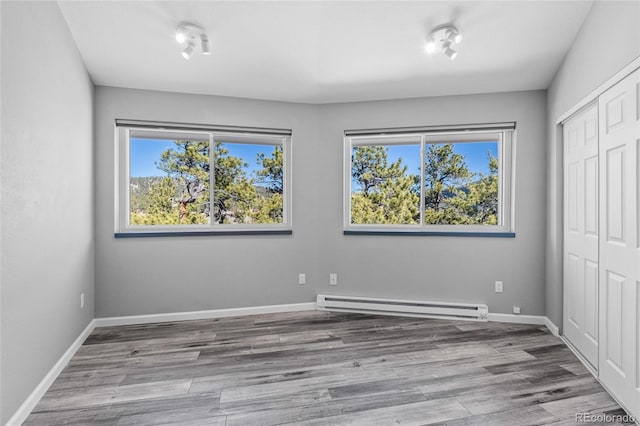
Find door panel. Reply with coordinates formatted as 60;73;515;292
585;156;598;236
605;146;625;242
598;69;639;420
584;259;598;343
563;103;599;368
605;271;624;373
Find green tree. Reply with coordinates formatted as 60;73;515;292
256;146;283;194
252;193;284;223
156;141;210;223
252;146;284;223
350;146;419;224
213;143;258;224
423;144;471;224
449;153;499;225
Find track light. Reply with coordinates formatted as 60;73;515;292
425;24;463;60
201;35;211;55
445;28;462;44
181;42;195;60
442;42;457;60
174;22;211;59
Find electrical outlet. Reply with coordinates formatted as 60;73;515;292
80;293;85;309
513;306;521;314
298;273;306;285
329;273;337;285
495;281;503;293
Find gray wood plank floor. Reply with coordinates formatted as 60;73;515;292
24;311;634;425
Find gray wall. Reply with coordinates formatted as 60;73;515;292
95;87;321;317
96;88;546;318
545;1;640;328
317;92;547;315
0;1;95;423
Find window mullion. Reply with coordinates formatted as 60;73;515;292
209;133;216;227
420;136;425;227
122;128;131;230
498;132;504;227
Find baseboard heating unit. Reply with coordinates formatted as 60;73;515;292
317;294;489;321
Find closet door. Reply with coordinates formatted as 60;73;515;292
563;103;599;368
598;68;639;419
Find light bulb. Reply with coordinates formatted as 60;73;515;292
175;27;188;44
181;42;195;59
425;37;437;54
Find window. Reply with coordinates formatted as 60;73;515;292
116;122;291;236
344;125;515;235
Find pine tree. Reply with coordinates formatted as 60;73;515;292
423;144;471;224
156;140;210;223
350;146;419;224
252;146;284;222
256;146;283;194
212;143;257;224
449;153;499;225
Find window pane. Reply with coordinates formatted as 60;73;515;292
350;144;420;225
423;141;499;225
129;138;210;225
214;142;284;224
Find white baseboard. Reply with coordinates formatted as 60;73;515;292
487;313;559;336
487;312;546;325
544;317;560;336
93;302;317;327
6;320;96;426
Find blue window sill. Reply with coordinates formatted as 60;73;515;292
343;230;515;238
115;229;293;238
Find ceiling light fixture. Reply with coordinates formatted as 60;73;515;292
425;24;463;60
181;42;195;60
174;22;211;59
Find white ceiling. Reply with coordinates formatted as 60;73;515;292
57;1;593;104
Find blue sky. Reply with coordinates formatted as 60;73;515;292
129;138;277;177
383;142;498;176
351;141;498;189
131;138;498;183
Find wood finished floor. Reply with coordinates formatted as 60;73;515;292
25;311;633;426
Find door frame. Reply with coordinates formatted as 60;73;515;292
555;57;640;335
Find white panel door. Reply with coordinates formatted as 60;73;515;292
563;103;599;368
598;68;639;420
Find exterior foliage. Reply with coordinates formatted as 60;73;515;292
350;146;419;224
130;140;283;225
350;144;499;226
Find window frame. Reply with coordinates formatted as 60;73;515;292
115;124;292;237
343;127;515;236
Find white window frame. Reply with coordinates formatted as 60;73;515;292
116;124;292;236
344;127;515;235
